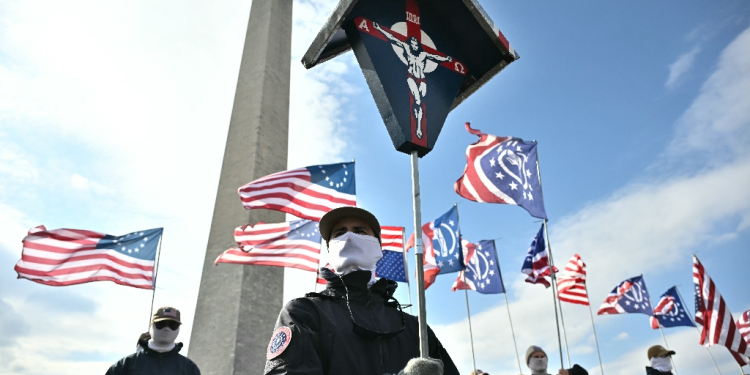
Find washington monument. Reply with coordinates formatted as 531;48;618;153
189;1;293;374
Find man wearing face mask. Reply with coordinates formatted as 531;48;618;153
106;306;201;375
264;206;460;375
525;346;588;375
646;345;675;375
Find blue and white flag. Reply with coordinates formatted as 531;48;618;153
650;286;694;329
452;240;505;294
423;206;463;275
598;275;653;316
376;250;408;283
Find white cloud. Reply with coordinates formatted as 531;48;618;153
70;174;89;190
614;332;629;340
665;46;701;89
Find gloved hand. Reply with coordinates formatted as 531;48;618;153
397;357;444;375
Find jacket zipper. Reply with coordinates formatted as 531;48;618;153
366;295;386;373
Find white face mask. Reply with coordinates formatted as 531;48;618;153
650;357;672;372
529;357;548;373
148;324;180;352
327;232;382;278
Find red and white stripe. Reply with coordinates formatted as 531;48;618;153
215;222;321;272
597;280;634;315
556;254;590;306
381;226;405;252
693;255;750;366
454;123;514;205
452;239;477;292
14;226;154;289
650;295;677;329
737;310;750;344
238;166;355;222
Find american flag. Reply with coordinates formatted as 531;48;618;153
14;226;162;290
556;254;589;306
737;310;750;345
215;220;321;272
521;225;555;288
597;275;652;316
452;239;505;294
454;123;547;219
376;226;408;283
238;162;356;222
693;255;750;366
381;226;405;252
649;286;694;330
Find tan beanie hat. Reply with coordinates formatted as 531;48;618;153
525;345;547;365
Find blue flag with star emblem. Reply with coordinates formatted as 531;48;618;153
423;206;463;275
597;275;653;316
455;125;547;219
453;240;504;294
651;286;695;329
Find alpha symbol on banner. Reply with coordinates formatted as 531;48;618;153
354;0;466;144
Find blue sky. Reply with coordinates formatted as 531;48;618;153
1;0;749;374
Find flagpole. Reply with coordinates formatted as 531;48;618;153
584;285;606;375
463;272;478;375
494;241;523;375
534;145;567;370
648;289;679;375
148;233;164;330
410;150;429;357
402;228;414;315
674;286;722;375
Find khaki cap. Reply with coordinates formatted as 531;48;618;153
152;306;181;324
647;345;675;359
319;206;381;243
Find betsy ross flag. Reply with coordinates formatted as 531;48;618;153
14;226;162;289
521;225;556;288
238;162;356;222
649;286;694;329
597;275;652;316
556;254;589;306
406;206;463;289
215;220;321;272
452;239;504;294
454;123;547;219
376;226;408;283
693;255;750;366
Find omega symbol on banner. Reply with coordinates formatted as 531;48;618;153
433;222;457;258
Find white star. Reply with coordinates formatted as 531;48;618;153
523;191;527;199
485;251;490;256
449;220;454;226
525;169;531;178
438;261;444;267
135;248;139;252
634;304;640;309
509;181;518;190
121;246;126;251
139;232;144;236
326;176;330;180
128;249;132;253
489;270;495;276
343;178;346;182
480;283;485;288
490;260;494;266
345;171;348;175
516;146;521;151
144;237;148;241
528;192;534;201
454;252;459;259
489;158;496;167
495;172;504;179
486;279;491;285
448;260;454;266
322;170;326;173
625;300;631;306
140;244;145;248
329;181;334;186
496;145;503;153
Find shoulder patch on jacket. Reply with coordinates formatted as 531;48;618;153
267;326;292;360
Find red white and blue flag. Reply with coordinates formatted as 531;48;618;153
556;254;590;306
215;220;321;272
649;286;694;329
597;275;653;316
406;206;463;289
693;255;750;366
238;162;356;222
376;226;408;283
521;225;556;288
454;123;547;219
14;226;162;289
452;239;505;294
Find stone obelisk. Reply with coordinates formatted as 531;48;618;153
189;1;292;374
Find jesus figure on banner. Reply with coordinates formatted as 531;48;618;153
373;22;452;139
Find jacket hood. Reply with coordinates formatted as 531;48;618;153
138;339;184;355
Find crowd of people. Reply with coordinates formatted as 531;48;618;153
105;207;679;375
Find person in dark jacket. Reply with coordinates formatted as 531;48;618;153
645;345;675;375
525;345;588;375
264;206;460;375
106;306;201;375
